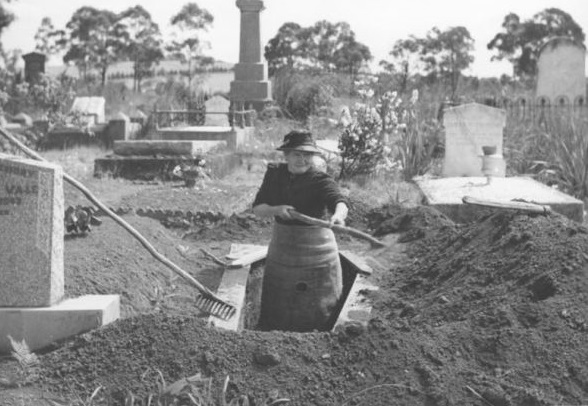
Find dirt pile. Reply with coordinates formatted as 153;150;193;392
63;214;255;318
5;205;588;405
372;209;588;405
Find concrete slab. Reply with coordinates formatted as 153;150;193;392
416;176;584;223
157;126;233;141
0;294;120;353
333;274;379;330
156;126;254;150
113;140;226;156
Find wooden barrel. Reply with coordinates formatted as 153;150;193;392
259;222;343;332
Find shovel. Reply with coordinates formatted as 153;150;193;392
288;210;386;248
0;127;236;321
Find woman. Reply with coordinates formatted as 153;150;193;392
252;130;349;332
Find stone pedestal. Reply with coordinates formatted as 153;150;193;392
230;0;272;111
0;295;120;353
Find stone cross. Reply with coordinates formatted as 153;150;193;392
0;153;64;307
442;103;506;177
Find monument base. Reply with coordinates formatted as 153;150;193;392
0;294;120;353
94;152;243;181
113;140;224;157
416;177;584;223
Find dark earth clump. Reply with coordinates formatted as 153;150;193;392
2;199;588;405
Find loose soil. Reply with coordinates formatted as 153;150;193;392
1;168;588;406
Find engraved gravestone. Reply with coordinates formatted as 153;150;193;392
442;103;506;177
0;153;64;307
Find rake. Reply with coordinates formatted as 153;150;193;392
0;127;236;321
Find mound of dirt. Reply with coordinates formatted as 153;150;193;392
367;204;456;242
371;209;588;405
4;205;588;406
63;214;227;318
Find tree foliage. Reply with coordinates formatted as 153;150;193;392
0;0;15;38
380;26;474;97
265;20;372;77
379;37;423;94
419;26;474;97
34;17;65;57
487;8;585;78
61;7;118;85
167;2;214;88
112;5;164;91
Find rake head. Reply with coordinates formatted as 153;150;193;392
194;294;236;321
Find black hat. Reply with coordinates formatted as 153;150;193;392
276;131;321;154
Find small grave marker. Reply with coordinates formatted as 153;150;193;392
70;96;106;124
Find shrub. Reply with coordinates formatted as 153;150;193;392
531;116;588;200
285;79;333;121
392;91;443;181
338;84;442;181
338;104;387;179
272;69;334;121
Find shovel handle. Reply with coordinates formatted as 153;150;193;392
288;210;386;248
462;196;551;214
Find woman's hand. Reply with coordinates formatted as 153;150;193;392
330;202;349;226
252;204;295;220
273;205;295;220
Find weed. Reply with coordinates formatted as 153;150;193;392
6;336;40;386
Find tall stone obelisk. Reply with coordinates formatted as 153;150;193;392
230;0;272;112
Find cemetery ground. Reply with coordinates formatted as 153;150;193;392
0;145;588;406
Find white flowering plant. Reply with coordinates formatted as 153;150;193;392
339;76;442;180
338;103;388;179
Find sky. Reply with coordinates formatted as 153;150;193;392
2;0;588;78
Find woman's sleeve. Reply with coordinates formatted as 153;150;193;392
252;165;276;207
320;175;348;213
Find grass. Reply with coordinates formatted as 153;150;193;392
41;146;108;182
505;108;588;200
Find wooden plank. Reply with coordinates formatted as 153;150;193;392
339;250;373;275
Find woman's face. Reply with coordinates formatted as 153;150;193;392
285;150;314;174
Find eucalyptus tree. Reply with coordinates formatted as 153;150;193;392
112;5;164;91
167;2;214;88
488;8;585;79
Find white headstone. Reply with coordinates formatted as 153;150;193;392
536;37;586;106
70;96;106;125
204;95;230;126
442;103;506;177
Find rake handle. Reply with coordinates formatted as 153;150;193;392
288;210;386;247
0;127;232;315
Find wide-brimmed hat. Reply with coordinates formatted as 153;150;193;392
276;131;322;154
